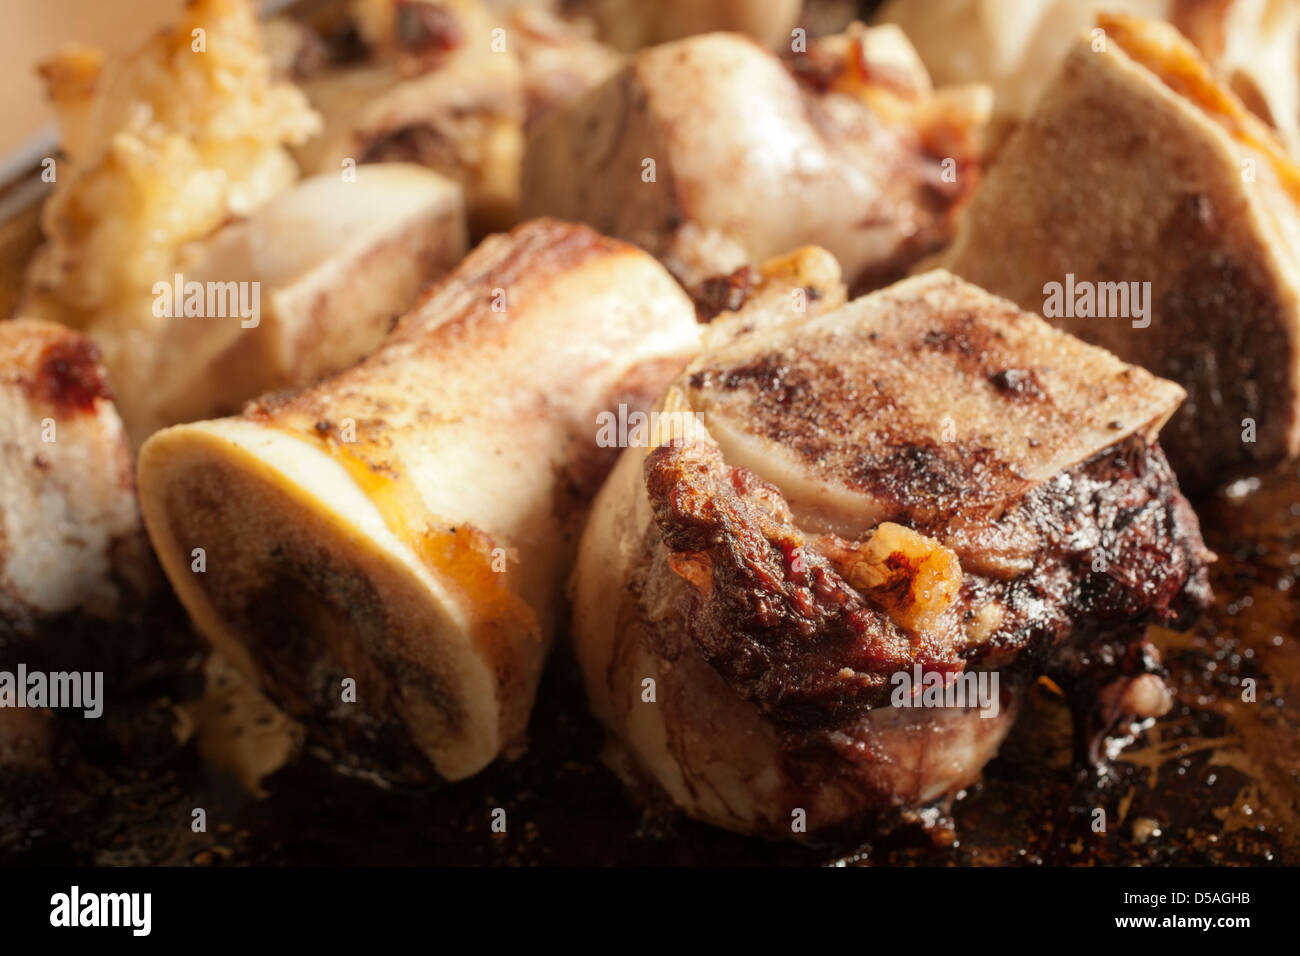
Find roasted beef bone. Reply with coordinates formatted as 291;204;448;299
571;269;1212;839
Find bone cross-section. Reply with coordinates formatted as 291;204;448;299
137;219;704;782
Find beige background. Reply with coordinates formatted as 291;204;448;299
0;0;304;162
0;0;189;159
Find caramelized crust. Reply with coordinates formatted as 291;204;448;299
643;433;1211;734
645;439;964;731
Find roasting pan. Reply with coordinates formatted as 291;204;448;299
1;0;1296;867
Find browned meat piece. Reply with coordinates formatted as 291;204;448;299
642;431;1208;734
572;269;1212;838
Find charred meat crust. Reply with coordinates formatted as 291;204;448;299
954;434;1212;670
645;438;965;732
643;434;1211;734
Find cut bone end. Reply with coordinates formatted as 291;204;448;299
145;163;467;436
934;13;1300;492
137;418;515;782
137;219;705;783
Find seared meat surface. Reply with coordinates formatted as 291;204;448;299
645;439;966;731
644;434;1210;734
